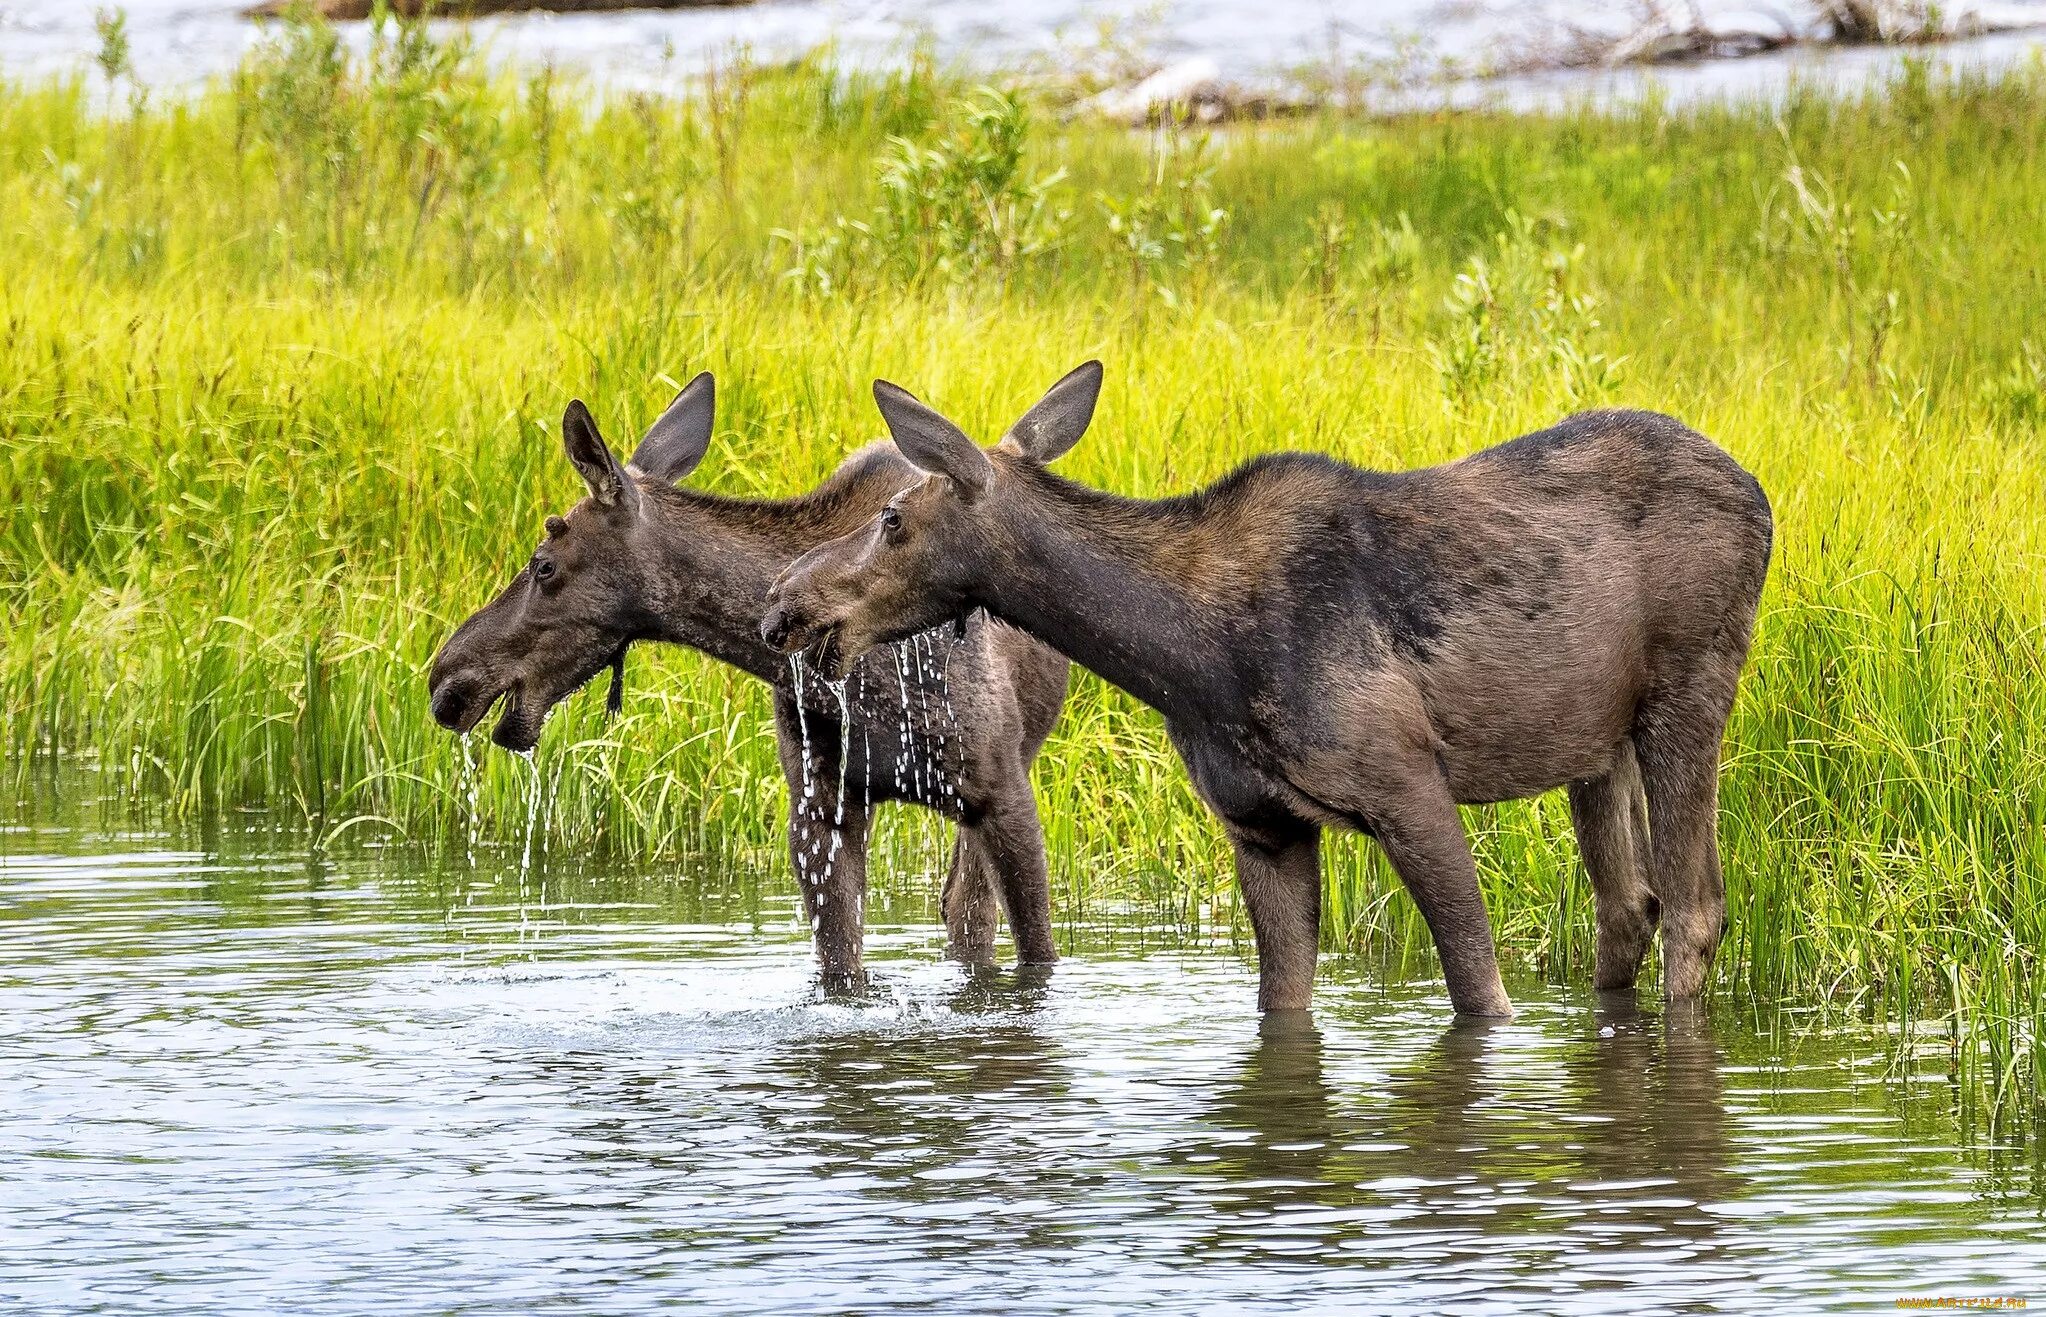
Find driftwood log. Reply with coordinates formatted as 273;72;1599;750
247;0;753;19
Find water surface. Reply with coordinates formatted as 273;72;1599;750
3;809;2043;1314
4;0;2044;108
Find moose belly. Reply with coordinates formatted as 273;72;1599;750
1415;613;1647;804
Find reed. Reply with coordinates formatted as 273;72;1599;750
3;14;2042;1119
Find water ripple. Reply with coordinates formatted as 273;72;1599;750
2;832;2042;1314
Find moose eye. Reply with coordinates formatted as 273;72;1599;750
879;506;904;540
534;559;557;582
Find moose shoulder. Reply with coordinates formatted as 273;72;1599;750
427;374;1072;987
763;363;1773;1018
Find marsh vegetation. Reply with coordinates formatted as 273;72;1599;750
3;13;2043;1130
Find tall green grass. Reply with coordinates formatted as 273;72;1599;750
3;16;2043;1119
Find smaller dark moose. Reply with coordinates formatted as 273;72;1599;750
428;376;1071;986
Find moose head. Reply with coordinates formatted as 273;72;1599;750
760;361;1104;680
427;374;716;751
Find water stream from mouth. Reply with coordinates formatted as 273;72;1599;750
788;652;816;816
515;747;544;949
787;653;820;925
457;735;481;871
825;676;853;894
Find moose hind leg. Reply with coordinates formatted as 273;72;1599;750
1634;662;1740;1000
1568;738;1658;991
941;828;1001;966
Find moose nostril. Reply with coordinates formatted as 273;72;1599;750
429;676;476;730
760;610;788;648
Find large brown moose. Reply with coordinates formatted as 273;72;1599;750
427;375;1071;986
762;362;1772;1016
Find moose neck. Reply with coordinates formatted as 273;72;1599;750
973;483;1237;728
638;465;903;687
638;504;791;684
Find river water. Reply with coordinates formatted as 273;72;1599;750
3;0;2045;106
3;797;2043;1315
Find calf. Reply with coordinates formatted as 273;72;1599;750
762;363;1772;1016
427;375;1071;986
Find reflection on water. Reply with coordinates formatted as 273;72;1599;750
2;815;2043;1315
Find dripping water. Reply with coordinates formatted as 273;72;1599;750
452;737;481;964
515;748;542;948
925;635;959;879
815;673;845;899
854;667;871;823
894;640;922;802
910;633;933;800
856;668;874;950
789;652;817;816
457;735;481;871
516;749;542;882
540;753;565;947
941;618;961;726
828;676;851;830
788;653;818;919
941;624;965;809
913;632;955;809
906;631;957;877
789;652;853;916
806;673;853;908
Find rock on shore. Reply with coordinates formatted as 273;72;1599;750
247;0;753;19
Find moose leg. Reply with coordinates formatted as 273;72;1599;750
940;829;1001;966
1365;777;1513;1018
970;782;1059;965
774;695;872;992
1223;819;1322;1013
1633;658;1740;999
787;793;873;993
1568;737;1659;991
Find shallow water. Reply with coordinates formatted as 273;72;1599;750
3;808;2044;1315
3;0;2044;108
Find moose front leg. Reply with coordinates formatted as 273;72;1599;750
787;791;873;993
1222;819;1323;1013
968;783;1059;966
774;691;873;992
1364;775;1513;1018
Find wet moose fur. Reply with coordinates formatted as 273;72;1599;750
763;362;1774;1016
427;375;1071;985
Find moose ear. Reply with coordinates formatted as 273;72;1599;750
563;399;639;512
873;379;994;498
998;359;1103;464
629;371;714;485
